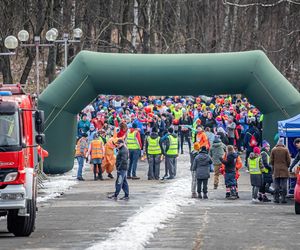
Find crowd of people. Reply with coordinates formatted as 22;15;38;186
74;95;299;202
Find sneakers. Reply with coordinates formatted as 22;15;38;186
203;193;208;199
198;193;202;199
252;198;260;203
77;177;85;181
191;193;197;198
108;173;114;179
165;176;174;180
119;196;129;201
107;195;117;201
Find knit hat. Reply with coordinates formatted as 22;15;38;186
253;147;261;154
262;140;270;148
193;142;201;151
277;137;284;146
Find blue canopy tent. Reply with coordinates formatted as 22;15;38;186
278;114;300;157
278;114;300;196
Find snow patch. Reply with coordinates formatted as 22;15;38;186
37;163;79;203
87;176;194;250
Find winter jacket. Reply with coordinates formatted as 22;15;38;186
226;122;236;139
116;145;129;171
248;153;263;187
160;133;179;157
290;149;300;171
190;150;200;171
210;140;226;165
145;132;162;154
192;150;212;179
270;145;291;178
220;153;238;173
179;116;192;134
260;148;273;183
244;126;260;151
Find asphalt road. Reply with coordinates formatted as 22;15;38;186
0;151;299;250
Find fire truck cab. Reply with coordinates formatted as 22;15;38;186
0;84;45;236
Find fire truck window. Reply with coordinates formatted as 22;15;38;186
0;113;20;146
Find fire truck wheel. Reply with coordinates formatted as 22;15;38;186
296;201;300;214
7;199;36;237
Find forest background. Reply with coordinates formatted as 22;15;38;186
0;0;300;91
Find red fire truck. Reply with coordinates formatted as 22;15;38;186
0;84;45;236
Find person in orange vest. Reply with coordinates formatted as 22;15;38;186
75;133;88;181
195;125;209;150
87;134;105;180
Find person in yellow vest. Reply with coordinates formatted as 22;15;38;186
258;141;272;202
160;127;179;180
126;123;142;179
75;133;88;181
248;146;265;203
87;134;105;180
172;104;183;120
145;127;162;180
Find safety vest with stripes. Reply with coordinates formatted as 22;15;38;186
127;131;140;150
248;157;262;175
91;139;104;159
166;135;178;156
147;137;162;155
75;138;88;157
173;110;183;120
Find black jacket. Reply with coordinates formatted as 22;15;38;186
220;153;237;173
290;149;300;170
116;145;129;171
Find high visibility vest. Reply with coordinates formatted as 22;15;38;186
248;157;262;175
261;152;270;173
173;110;183;120
127;131;140;150
91;139;104;159
75;138;87;157
166;135;178;156
147;137;161;155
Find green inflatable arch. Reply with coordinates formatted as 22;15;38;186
39;50;300;174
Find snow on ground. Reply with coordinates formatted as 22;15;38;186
37;161;81;203
87;160;194;250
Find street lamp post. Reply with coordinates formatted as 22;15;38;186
0;36;18;55
1;28;82;95
54;28;83;69
18;29;57;96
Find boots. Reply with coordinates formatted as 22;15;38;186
98;172;104;180
191;192;197;198
225;192;230;198
262;195;271;202
214;184;218;190
198;193;202;199
258;193;263;202
281;196;287;204
273;193;280;203
203;193;208;199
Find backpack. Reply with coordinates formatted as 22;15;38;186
249;133;258;147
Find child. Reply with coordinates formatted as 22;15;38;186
220;145;238;199
248;146;264;203
192;146;212;199
190;142;201;198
